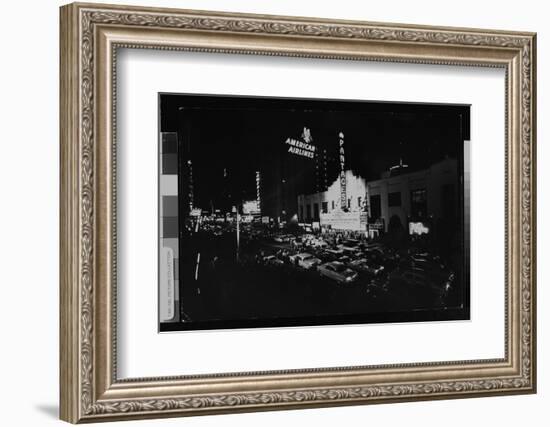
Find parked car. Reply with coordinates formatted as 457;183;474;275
389;268;448;298
289;252;322;270
323;248;345;260
273;234;292;243
291;237;305;249
308;238;329;249
410;252;443;265
411;264;455;289
262;255;285;267
401;254;452;283
337;255;352;264
311;248;332;263
318;261;359;284
365;248;397;269
343;239;360;246
339;245;363;258
349;258;385;276
359;241;383;251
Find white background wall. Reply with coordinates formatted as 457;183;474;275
0;0;546;425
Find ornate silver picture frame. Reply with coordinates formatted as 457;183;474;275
60;2;536;423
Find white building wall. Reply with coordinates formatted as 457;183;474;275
367;158;458;232
297;170;368;222
298;158;458;231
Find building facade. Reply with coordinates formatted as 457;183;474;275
367;157;459;234
297;170;369;231
297;157;459;234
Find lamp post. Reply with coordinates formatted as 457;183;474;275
232;205;240;262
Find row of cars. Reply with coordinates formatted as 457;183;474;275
270;238;394;285
290;252;388;285
390;252;455;300
272;233;329;250
206;225;453;303
262;251;361;285
261;236;456;303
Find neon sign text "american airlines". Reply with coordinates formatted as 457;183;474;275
285;127;316;159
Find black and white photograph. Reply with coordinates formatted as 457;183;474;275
158;94;470;331
51;1;537;423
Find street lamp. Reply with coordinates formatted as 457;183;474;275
232;205;241;262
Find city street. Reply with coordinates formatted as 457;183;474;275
159;94;470;330
178;220;463;328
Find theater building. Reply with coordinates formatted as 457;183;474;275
297;169;369;231
297;157;459;234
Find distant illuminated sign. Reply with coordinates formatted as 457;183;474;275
339;132;347;210
302;127;313;143
409;222;430;235
242;200;260;215
255;171;261;214
285;127;316;159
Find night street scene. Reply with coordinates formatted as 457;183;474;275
158;94;470;332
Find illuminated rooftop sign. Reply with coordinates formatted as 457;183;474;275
339;132;347;210
285;127;316;159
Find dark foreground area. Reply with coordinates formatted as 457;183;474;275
161;220;467;331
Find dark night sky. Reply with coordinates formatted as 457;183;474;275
160;94;469;211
